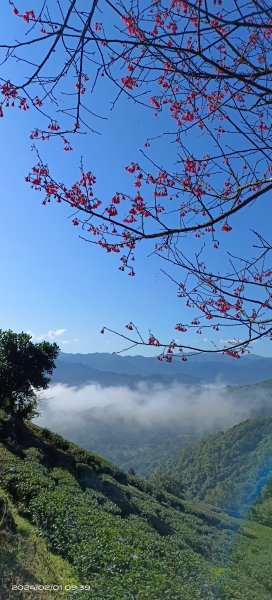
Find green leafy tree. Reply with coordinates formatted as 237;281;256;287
0;330;59;420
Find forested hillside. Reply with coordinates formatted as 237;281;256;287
169;417;272;520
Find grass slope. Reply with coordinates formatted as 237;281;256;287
0;412;272;599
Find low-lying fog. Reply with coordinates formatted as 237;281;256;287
35;381;272;434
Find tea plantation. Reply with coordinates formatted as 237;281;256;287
0;412;272;599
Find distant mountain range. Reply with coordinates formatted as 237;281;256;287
53;359;199;387
53;351;272;387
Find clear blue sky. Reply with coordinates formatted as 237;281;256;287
0;2;271;356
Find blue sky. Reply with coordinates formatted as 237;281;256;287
0;2;271;357
0;83;181;354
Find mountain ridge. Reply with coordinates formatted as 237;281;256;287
56;351;272;385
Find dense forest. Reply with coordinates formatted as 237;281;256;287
169;417;272;522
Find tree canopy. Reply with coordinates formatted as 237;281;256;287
1;0;272;359
0;329;59;419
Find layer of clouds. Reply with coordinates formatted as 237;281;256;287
35;381;271;434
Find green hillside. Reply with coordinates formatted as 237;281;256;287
1;412;272;599
168;417;272;521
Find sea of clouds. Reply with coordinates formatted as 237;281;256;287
35;380;270;434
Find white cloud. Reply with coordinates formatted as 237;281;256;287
48;328;67;339
26;328;67;342
36;380;261;434
60;337;80;345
